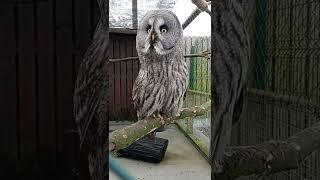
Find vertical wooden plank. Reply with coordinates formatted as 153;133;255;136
17;3;37;175
207;36;211;94
113;39;121;120
126;37;134;117
192;37;197;92
131;37;138;120
108;37;115;120
36;2;57;177
120;37;127;119
132;38;139;82
200;37;204;93
0;3;18;174
203;37;208;93
194;37;200;103
55;0;77;178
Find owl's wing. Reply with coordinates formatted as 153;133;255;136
73;20;109;147
132;73;155;119
232;88;244;125
132;78;143;112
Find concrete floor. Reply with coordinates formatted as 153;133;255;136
109;124;211;180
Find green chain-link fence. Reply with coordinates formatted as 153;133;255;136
177;36;211;158
231;0;320;179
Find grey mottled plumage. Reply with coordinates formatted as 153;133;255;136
73;0;108;179
133;10;189;124
211;0;250;175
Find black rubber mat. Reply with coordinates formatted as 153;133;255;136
117;137;169;163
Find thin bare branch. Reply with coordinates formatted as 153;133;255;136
109;52;211;62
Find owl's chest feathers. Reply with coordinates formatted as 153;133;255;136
133;58;188;117
143;59;187;87
135;57;188;96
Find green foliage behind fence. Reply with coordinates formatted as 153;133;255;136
233;0;320;179
178;36;211;159
185;36;211;94
180;0;320;178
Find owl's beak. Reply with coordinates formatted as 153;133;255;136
150;32;157;42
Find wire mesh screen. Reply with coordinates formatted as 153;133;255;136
177;36;211;157
231;0;320;179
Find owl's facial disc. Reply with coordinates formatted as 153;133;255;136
143;24;174;55
137;11;183;56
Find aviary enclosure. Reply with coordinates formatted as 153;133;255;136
0;0;319;179
109;0;320;179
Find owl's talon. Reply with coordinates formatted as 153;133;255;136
152;113;166;125
156;113;166;124
156;113;162;119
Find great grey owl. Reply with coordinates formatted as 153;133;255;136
132;10;188;137
73;0;108;179
210;0;250;174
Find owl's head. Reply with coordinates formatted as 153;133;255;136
136;10;183;56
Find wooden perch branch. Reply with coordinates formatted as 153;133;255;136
217;120;320;179
109;101;211;153
109;52;211;62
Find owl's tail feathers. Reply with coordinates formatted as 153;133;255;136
210;117;232;174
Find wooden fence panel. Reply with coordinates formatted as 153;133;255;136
0;3;18;175
55;0;78;177
113;39;121;119
36;2;57;177
108;33;137;121
125;38;134;116
120;38;128;118
0;0;99;178
108;39;115;119
17;4;37;175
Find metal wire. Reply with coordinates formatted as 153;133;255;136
232;0;320;179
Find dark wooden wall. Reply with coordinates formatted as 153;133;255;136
108;32;139;121
0;0;100;179
1;1;139;178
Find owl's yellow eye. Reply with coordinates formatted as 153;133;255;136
160;24;168;33
161;28;167;33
